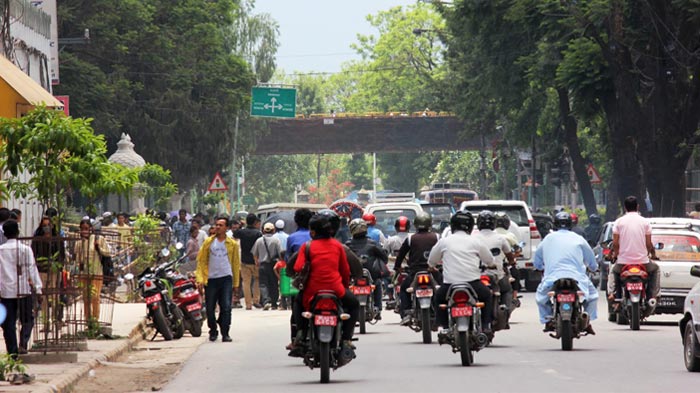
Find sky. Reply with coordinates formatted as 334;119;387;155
254;0;417;75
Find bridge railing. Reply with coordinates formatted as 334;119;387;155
297;111;454;119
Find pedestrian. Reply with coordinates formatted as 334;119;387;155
0;220;43;357
192;220;207;247
172;209;191;251
689;203;700;219
10;209;21;234
73;218;112;323
195;216;240;342
252;223;282;310
181;226;200;274
234;213;263;310
273;220;289;259
0;207;11;244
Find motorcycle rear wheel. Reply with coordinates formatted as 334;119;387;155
630;302;641;331
359;307;367;334
458;331;472;366
153;307;173;341
560;319;573;351
320;342;330;383
189;318;202;337
421;308;432;344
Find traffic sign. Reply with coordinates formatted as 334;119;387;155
208;172;228;192
241;195;256;205
250;86;296;118
586;164;602;184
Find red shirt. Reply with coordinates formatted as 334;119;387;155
294;238;350;309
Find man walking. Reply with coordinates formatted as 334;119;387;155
172;209;191;254
196;216;240;342
234;213;263;309
252;223;282;310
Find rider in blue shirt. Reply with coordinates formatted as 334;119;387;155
362;213;386;246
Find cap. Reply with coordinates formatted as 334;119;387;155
102;211;113;218
274;219;285;229
263;222;275;233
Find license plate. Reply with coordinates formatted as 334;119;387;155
186;303;202;312
451;306;473;317
145;293;161;305
658;297;678;307
416;289;433;298
556;293;576;303
314;314;337;326
626;282;644;291
353;286;372;295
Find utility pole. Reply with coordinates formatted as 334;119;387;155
230;115;239;214
479;133;487;198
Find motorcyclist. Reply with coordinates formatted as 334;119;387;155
534;212;598;334
385;216;411;257
570;213;586;238
473;211;517;320
584;214;603;244
346;218;387;319
608;195;659;302
362;213;386;246
495;212;522;306
428;211;495;334
395;212;440;325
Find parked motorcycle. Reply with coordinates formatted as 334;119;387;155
405;271;436;344
614;264;655;330
437;283;489;366
299;291;356;383
167;268;204;337
350;268;379;334
546;278;591;350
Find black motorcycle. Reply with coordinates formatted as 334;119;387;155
547;278;591;350
405;270;436;344
350;268;379;334
437;283;489;366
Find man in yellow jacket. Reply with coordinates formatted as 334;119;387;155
196;216;240;342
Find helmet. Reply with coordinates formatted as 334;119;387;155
349;218;368;237
317;209;340;235
588;214;601;224
362;212;376;226
394;216;411;232
495;212;511;229
450;211;474;233
570;213;579;225
413;212;433;231
476;210;496;231
309;214;332;238
554;212;573;230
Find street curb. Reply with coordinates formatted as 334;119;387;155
37;319;152;393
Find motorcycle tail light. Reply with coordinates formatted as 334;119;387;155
357;279;367;286
145;281;153;288
418;275;431;285
452;291;469;304
480;275;491;286
314;298;337;311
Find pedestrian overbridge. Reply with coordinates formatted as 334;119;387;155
252;115;489;155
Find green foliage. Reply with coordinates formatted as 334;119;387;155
244;155;315;205
138;164;178;210
130;213;169;273
0;354;26;381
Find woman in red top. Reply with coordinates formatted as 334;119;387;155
294;214;359;343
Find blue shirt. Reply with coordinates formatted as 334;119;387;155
286;229;311;261
274;231;289;252
534;229;598;284
172;220;191;245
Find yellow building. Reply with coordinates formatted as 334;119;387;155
0;54;63;118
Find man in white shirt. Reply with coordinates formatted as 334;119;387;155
473;211;516;315
428;211;495;333
0;220;43;356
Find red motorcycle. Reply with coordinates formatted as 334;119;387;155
167;269;204;337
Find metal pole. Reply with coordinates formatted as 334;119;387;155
480;133;487;197
231;115;239;215
373;152;377;203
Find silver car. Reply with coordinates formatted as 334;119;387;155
680;265;700;371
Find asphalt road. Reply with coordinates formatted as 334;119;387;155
163;293;698;393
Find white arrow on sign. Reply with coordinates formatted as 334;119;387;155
263;97;283;113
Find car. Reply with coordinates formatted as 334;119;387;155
365;201;424;237
651;229;700;314
680;265;700;371
649;217;700;233
460;200;542;291
592;221;615;290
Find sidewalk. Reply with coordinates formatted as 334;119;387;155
0;303;149;393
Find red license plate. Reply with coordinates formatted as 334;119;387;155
416;289;433;298
557;293;576;303
627;282;644;291
451;306;473;317
314;314;337;326
145;293;161;305
186;303;202;312
353;286;372;295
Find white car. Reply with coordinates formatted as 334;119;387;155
460;200;542;291
680;265;700;371
650;217;700;233
652;229;700;314
365;201;424;237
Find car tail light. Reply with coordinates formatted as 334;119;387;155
314;298;337;312
529;218;540;240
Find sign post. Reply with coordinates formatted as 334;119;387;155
207;172;228;193
250;87;296;118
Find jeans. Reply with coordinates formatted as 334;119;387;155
434;280;492;329
293;290;359;341
259;262;279;308
373;281;382;312
1;297;34;357
205;275;233;336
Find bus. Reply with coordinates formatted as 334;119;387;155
419;183;478;209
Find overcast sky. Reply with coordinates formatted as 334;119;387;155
254;0;417;75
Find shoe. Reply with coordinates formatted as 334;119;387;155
374;312;382;321
584;324;596;335
263;303;271;311
245;306;252;311
18;346;28;355
209;332;218;342
400;315;412;326
543;321;555;332
222;335;232;342
285;342;294;350
253;303;263;309
233;303;243;309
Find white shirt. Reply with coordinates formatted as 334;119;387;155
197;230;207;247
473;229;512;279
208;239;232;279
428;230;494;284
0;239;43;297
385;232;410;256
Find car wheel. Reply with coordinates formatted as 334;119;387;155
684;320;700;372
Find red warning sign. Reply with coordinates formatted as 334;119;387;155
208;172;228;192
586;164;602;184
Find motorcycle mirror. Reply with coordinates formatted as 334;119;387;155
175;242;184;250
490;247;501;257
161;247;171;258
124;273;134;280
690;265;700;278
654;242;664;250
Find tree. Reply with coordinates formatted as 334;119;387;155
229;0;280;83
138;164;178;211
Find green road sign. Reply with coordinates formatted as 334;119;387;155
250;87;296;118
241;195;256;205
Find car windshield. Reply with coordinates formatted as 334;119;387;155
373;209;418;236
463;205;528;226
652;234;700;261
422;204;453;232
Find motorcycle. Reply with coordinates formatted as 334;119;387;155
405;270;436;344
130;247;185;341
350;268;379;334
546;278;591;350
390;270;409;314
481;248;515;337
167;268;204;337
299;290;355;383
614;264;655;330
437;283;489;366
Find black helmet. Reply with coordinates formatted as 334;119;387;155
309;214;332;239
554;211;573;230
450;211;474;234
349;218;368;238
317;209;340;235
495;212;511;229
477;210;496;230
588;214;601;224
414;211;432;231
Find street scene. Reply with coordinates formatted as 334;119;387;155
1;0;700;392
